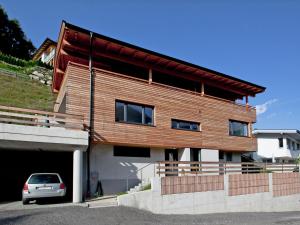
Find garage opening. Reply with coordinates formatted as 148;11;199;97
0;150;73;202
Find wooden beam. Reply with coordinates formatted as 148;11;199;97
201;82;205;96
149;68;152;84
61;42;252;97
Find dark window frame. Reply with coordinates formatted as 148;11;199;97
113;146;151;158
171;119;200;132
115;100;154;126
229;120;249;137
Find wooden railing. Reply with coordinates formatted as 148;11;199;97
157;161;299;176
0;105;85;130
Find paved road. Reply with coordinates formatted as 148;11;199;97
1;206;300;225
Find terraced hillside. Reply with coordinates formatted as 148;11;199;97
0;74;55;111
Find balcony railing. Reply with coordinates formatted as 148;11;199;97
157;161;299;176
0;105;85;130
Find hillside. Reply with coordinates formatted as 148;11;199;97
0;74;55;111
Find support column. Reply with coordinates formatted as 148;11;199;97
73;149;83;203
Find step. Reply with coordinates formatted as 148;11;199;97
87;197;118;208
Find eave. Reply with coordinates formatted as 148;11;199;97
53;21;266;97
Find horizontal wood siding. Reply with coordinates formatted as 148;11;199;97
65;63;257;151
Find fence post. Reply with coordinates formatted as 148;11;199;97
282;163;284;173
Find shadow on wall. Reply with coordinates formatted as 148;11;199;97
90;161;140;196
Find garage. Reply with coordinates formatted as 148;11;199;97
0;150;73;202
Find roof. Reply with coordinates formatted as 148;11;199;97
53;21;266;96
253;129;300;134
253;129;300;141
32;38;57;60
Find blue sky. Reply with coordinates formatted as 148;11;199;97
1;0;300;129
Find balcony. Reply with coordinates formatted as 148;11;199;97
0;105;84;130
43;49;55;64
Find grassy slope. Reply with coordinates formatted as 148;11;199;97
0;75;55;111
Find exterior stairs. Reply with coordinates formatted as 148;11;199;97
127;180;151;194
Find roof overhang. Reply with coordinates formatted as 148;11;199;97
53;21;266;97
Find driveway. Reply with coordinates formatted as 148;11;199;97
1;205;300;225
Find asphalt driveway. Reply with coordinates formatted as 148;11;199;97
1;205;300;225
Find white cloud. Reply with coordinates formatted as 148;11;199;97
256;99;278;115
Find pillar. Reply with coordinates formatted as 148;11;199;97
73;149;83;203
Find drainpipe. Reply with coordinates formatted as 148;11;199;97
87;31;94;197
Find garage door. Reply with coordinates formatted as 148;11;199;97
0;150;73;202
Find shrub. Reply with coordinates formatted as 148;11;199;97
0;52;53;69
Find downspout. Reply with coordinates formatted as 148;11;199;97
87;31;94;197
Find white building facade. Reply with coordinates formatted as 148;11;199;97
253;129;300;163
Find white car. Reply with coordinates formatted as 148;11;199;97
22;173;66;204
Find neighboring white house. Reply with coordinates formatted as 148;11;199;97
253;129;300;163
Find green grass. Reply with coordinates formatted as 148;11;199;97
0;75;56;111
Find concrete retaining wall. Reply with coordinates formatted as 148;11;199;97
118;173;300;214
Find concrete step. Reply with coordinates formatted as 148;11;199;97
86;195;118;208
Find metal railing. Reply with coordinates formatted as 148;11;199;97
0;105;85;130
157;161;299;176
126;162;156;192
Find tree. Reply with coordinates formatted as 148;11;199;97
0;5;36;59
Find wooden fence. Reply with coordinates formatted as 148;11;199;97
0;105;85;130
157;161;298;176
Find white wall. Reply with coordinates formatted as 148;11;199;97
256;134;299;160
90;144;164;195
201;149;219;161
118;175;300;214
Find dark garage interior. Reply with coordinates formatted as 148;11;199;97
0;150;73;202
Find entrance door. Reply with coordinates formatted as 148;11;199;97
165;149;178;176
190;148;201;172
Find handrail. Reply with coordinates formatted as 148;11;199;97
156;161;299;176
126;162;155;192
0;105;85;130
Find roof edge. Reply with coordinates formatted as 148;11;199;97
62;21;266;92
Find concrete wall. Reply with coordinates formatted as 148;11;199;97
90;144;164;195
118;174;300;214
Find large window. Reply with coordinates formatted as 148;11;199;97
229;120;248;137
113;146;150;158
115;100;154;125
171;119;200;131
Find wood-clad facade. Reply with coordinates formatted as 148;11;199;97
65;62;257;151
53;21;265;153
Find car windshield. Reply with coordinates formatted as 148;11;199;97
28;174;60;184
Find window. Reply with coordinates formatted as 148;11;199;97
229;120;248;137
297;144;300;150
115;100;154;126
226;152;233;162
113;146;150;158
171;119;200;131
278;138;283;148
28;174;60;184
287;138;291;149
219;151;224;160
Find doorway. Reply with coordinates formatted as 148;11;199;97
190;148;201;172
165;149;178;176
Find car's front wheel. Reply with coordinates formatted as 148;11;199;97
22;198;30;205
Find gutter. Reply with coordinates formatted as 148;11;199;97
87;31;94;197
